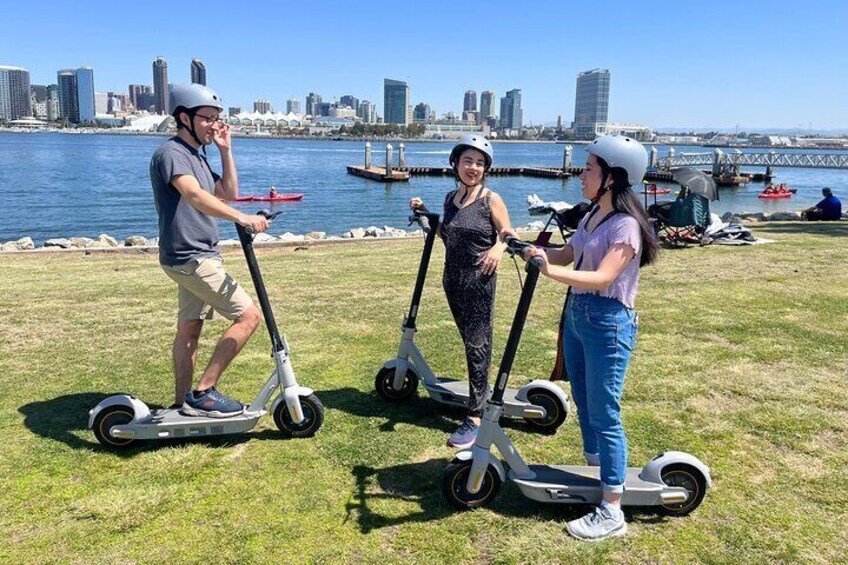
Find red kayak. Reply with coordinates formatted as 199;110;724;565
758;192;792;199
235;193;304;202
641;188;671;195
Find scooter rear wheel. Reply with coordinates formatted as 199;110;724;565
442;458;501;510
524;389;568;434
374;366;419;402
274;394;324;438
92;406;136;449
658;463;708;516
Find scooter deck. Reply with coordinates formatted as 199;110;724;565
111;408;266;440
422;378;532;415
511;465;678;506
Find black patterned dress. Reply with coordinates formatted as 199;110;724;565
441;189;498;417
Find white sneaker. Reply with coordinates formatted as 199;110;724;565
565;506;627;541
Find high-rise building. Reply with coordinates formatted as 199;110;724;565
286;98;301;114
480;90;495;125
30;85;48;120
316;101;334;117
305;92;322;116
107;92;128;113
47;84;60;121
358;100;375;124
572;68;610;139
254;99;272;113
57;69;79;123
128;84;148;110
75;67;96;122
228;106;242;116
499;89;522;131
383;78;409;125
413;102;431;124
463;90;477;113
339;95;358;111
152;57;169;114
191;59;206;86
94;91;108;115
0;65;33;121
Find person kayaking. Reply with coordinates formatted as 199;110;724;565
269;186;279;198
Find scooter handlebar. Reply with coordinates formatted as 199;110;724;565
244;210;281;236
408;209;440;234
504;236;545;269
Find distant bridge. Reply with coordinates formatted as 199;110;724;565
657;148;848;170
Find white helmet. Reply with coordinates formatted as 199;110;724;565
169;84;223;115
586;135;648;187
449;134;493;170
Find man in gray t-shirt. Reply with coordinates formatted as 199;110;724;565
149;83;269;418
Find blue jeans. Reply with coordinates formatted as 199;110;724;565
563;293;638;493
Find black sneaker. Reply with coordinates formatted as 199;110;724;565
181;387;244;418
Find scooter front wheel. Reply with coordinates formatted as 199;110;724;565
374;365;419;402
658;463;708;516
274;394;324;438
442;458;501;510
524;388;568;434
92;405;136;449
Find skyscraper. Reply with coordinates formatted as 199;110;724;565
413;102;431;124
463;90;477;112
47;84;60;121
572;68;610;139
286;98;301;114
499;89;522;131
383;78;409;125
57;69;79;123
340;94;358;110
191;59;206;86
305;92;322;116
480;90;495;126
152;57;169;114
254;99;272;113
358;100;375;124
75;67;95;122
0;65;32;121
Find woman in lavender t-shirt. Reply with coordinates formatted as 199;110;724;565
509;136;659;541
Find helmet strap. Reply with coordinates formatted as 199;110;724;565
590;171;611;205
184;108;205;149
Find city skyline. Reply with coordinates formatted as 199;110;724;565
2;0;847;129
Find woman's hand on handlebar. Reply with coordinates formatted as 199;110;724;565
523;245;549;272
238;213;269;233
409;197;425;211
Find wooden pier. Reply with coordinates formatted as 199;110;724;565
347;165;410;182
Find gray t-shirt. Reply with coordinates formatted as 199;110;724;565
568;210;642;309
150;136;222;266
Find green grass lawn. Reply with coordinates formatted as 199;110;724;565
1;222;846;564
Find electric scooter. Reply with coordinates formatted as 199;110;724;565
442;236;710;516
374;209;570;434
89;211;324;448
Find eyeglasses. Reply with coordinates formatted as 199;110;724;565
194;113;224;125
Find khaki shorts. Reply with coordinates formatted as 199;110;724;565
162;257;254;321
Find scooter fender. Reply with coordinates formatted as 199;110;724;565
87;395;151;429
454;449;506;484
515;380;569;409
640;451;712;487
271;385;314;425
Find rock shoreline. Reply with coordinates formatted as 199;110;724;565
1;211;845;253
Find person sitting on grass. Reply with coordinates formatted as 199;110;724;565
802;187;842;221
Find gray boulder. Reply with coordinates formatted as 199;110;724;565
98;234;119;247
305;231;326;240
14;237;34;250
69;237;95;248
253;232;277;243
1;241;19;252
45;238;72;249
364;226;384;237
124;235;149;247
279;232;305;243
765;211;801;221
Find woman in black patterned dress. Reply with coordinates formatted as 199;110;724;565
409;135;513;449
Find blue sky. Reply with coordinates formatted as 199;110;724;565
3;0;846;130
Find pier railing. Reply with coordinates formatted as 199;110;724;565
658;149;848;170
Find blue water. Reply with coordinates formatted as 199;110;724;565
0;133;845;244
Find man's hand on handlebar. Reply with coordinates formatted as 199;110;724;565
239;213;270;234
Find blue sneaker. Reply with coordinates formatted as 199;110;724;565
447;418;479;449
181;387;244;418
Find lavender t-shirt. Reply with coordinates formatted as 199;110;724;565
568;211;642;308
